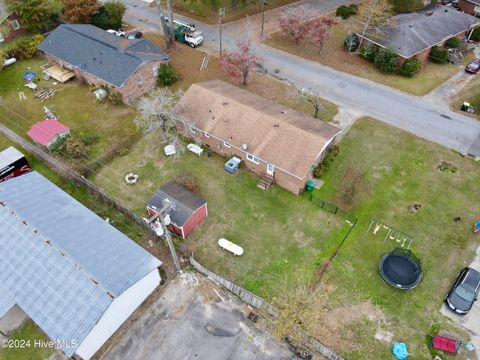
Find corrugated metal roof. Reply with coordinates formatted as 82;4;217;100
0;288;15;318
0;171;162;355
0;147;24;169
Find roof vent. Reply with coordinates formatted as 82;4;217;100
409;24;413;27
445;8;448;12
223;101;228;106
242;144;248;150
281;110;287;114
425;11;433;16
274;123;280;128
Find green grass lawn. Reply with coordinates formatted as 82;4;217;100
0;321;53;360
0;59;138;160
265;17;467;96
314;117;480;359
92;129;350;298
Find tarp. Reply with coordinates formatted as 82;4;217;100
432;335;459;354
392;342;409;360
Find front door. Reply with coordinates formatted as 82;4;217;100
267;163;275;176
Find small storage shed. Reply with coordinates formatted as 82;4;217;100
147;181;208;239
27;119;70;147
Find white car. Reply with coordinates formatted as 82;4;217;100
106;29;126;38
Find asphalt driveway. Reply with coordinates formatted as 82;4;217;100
102;273;292;360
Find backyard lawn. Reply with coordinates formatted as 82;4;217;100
0;59;139;161
313;117;480;359
0;321;53;360
92;129;351;298
265;16;467;96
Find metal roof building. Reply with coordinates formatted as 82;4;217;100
0;171;162;360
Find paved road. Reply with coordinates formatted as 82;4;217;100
124;0;480;157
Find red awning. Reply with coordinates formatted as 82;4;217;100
432;335;459;353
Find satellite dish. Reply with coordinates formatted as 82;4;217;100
164;214;171;226
242;144;248;150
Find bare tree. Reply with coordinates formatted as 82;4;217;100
296;87;324;120
134;88;184;151
357;0;395;50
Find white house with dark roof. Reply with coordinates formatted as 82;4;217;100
0;171;162;360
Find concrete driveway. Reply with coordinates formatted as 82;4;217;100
102;273;292;360
441;245;480;359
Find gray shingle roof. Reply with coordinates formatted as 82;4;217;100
37;24;170;87
361;6;480;58
0;171;161;356
148;181;207;228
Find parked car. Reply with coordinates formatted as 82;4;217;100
106;29;126;38
445;267;480;315
465;59;480;74
127;31;143;40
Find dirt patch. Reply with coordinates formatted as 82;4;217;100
437;161;458;173
312;301;384;353
408;203;422;214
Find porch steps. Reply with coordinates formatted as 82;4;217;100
257;173;273;191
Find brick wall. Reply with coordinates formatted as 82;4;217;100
179;124;310;195
42;53;163;103
459;0;477;15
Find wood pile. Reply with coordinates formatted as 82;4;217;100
35;88;61;102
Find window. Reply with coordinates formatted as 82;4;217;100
247;154;260;165
136;75;143;85
204;132;210;138
223;142;232;148
189;125;197;134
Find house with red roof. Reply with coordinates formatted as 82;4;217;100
27;119;70;147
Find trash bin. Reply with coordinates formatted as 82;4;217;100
306;180;315;192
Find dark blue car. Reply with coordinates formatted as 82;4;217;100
445;267;480;315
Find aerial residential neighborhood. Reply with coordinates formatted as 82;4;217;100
2;0;480;359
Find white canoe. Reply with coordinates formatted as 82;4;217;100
218;238;243;256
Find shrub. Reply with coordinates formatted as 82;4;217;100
81;133;100;146
343;33;359;52
336;4;358;19
157;64;181;86
92;1;126;30
313;145;339;178
363;43;378;62
374;48;400;73
108;90;123;105
399;57;420;77
445;36;461;49
65;137;87;159
471;27;480;42
429;46;449;63
4;35;44;59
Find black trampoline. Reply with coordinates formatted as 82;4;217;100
379;247;423;290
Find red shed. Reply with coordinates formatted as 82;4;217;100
146;181;208;239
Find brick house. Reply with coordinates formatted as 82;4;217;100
173;80;341;195
0;2;27;45
358;6;480;62
458;0;480;16
37;24;170;103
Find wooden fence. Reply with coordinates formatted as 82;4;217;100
189;255;344;360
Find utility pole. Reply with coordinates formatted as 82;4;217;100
260;0;265;41
219;7;226;55
145;200;181;272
